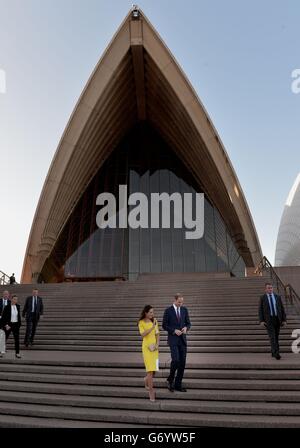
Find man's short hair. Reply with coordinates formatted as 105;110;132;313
174;293;183;301
265;282;273;287
11;295;18;299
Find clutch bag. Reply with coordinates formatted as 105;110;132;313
148;343;157;352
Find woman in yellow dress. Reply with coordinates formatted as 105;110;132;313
138;305;160;402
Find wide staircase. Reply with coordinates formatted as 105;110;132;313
1;274;300;427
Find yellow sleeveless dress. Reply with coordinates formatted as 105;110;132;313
138;320;159;372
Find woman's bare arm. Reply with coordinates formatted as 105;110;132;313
140;320;156;338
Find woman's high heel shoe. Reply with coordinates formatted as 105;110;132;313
149;390;155;402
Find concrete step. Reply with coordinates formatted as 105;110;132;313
2;352;300;368
40;328;299;334
16;322;273;328
0;400;300;427
0;414;148;428
4;345;293;353
10;331;297;340
1;390;300;417
1;363;300;380
0;401;174;426
0;370;300;390
7;339;294;347
2;379;300;402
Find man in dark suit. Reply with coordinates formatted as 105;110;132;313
0;294;22;358
22;288;44;347
0;290;9;317
162;293;191;392
9;274;16;285
259;282;287;360
0;290;10;353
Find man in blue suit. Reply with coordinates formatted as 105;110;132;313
259;282;287;360
162;293;191;392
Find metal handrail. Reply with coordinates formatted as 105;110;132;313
0;271;17;286
285;283;300;314
255;256;287;295
255;256;300;310
0;271;10;285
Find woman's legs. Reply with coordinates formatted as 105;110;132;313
145;372;156;391
144;376;149;390
147;372;155;401
11;323;20;354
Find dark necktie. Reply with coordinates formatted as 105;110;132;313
269;294;276;316
176;307;180;322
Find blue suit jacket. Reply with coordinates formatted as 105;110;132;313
162;305;191;346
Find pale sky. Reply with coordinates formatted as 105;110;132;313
0;0;300;281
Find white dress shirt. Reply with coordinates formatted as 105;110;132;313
11;305;18;323
173;304;180;318
32;296;37;312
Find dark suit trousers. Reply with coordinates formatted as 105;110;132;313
6;323;20;354
168;337;187;388
266;317;281;355
24;312;39;344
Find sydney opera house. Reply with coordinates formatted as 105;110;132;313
21;8;262;284
5;7;300;430
275;173;300;266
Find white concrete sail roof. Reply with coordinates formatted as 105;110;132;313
21;8;262;282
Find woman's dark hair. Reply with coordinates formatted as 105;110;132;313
139;305;154;322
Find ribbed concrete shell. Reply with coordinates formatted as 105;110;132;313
21;8;262;283
275;174;300;266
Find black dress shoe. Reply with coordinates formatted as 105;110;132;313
275;354;281;360
174;387;187;392
166;380;174;392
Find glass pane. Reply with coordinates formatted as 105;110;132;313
41;123;245;281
